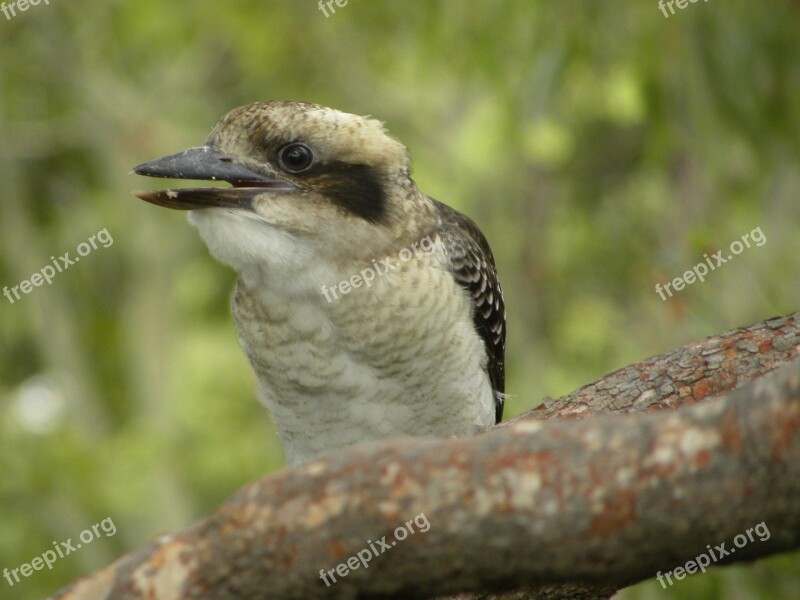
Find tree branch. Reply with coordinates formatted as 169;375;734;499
51;312;800;600
520;312;799;421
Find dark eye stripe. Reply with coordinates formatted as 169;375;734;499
312;162;388;224
243;136;390;224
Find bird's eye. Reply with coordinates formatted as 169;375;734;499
278;143;315;173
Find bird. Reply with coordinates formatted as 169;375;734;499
132;101;505;466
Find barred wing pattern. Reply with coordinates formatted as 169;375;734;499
432;199;506;423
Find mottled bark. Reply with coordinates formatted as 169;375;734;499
521;313;799;421
51;312;800;600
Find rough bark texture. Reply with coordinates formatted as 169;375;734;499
519;312;799;422
51;312;800;600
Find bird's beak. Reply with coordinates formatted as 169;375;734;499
131;146;298;210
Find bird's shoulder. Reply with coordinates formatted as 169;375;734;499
428;198;506;422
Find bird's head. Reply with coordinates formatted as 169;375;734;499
132;101;433;281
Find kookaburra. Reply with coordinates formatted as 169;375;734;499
132;101;505;466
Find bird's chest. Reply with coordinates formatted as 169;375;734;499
232;270;460;401
230;265;491;464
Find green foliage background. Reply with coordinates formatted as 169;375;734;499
0;1;798;598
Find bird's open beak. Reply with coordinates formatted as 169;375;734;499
131;146;297;210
